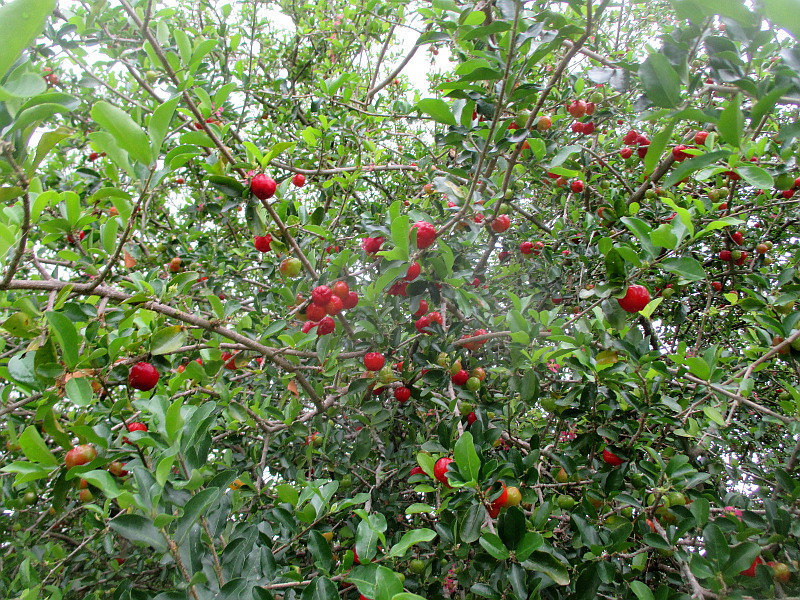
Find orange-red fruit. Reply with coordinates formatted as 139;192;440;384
617;285;650;313
311;285;332;306
250;174;277;200
254;235;272;252
602;448;624;466
292;173;306;187
317;317;335;335
413;299;428;317
405;262;421;281
619;147;633;159
325;295;344;315
412;221;437;249
415;315;432;333
491;215;511;233
128;362;159;391
570;180;584;193
740;556;763;577
342;292;359;310
364;352;385;371
694;131;708;145
306;303;326;321
65;444;97;469
433;457;454;487
394;386;411;402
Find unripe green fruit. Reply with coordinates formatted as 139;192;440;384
498;203;510;214
590;91;604;103
449;361;462;376
465;377;481;391
662;288;674;299
145;70;158;83
409;559;426;574
557;494;575;510
514;110;531;128
437;352;450;368
379;366;394;384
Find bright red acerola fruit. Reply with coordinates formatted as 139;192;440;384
331;281;349;300
623;129;639;145
415;315;432;333
311;285;332;306
306;303;326;321
413;299;429;317
364;352;386;372
619;147;633;159
291;173;306;187
451;369;469;386
316;316;335;335
672;145;691;161
412;221;436;249
740;556;763;577
617;284;650;313
491;215;511;233
433;457;454;487
731;231;744;245
405;262;421;281
342;292;359;309
694;131;709;145
325;295;344;316
361;236;384;255
602;448;624;466
65;444;97;469
254;235;272;252
570;180;584;193
410;466;425;477
128;362;159;391
520;241;534;255
250;174;277;200
394;386;411;402
719;250;732;261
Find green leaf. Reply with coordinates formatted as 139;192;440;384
737;165;773;189
453;431;480;483
417;98;457;125
91;101;153;165
663;149;732;187
390;214;411;260
630;581;655;600
661;257;706;282
479;532;509;560
31;126;73;172
262;141;296;167
459;503;483;543
718;95;744;148
374;566;404;600
45;311;79;369
387;528;436;558
751;86;790;128
65;376;93;406
644;120;675;175
80;469;122;498
620;217;657;258
525;551;570;586
109;514;168;552
19;425;58;466
174;487;219;544
148;96;180;158
301;577;338;600
763;0;800;39
702;405;726;427
0;0;57;78
639;54;681;108
166;398;184;440
308;531;333;572
150;325;187;356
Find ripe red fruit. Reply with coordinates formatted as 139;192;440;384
585;102;596;116
405;262;421;281
602;448;624;466
582;121;596;135
250;174;277;200
491;215;511;233
617;284;650;313
756;243;768;254
427;311;443;326
128;362;159;391
364;352;386;372
718;202;728;210
325;295;344;315
672;145;690;161
782;189;794;199
413;299;428;317
462;328;489;351
291;173;306;187
88;152;100;161
412;221;436;249
312;285;332;306
331;281;349;300
254;235;272;252
361;236;384;254
520;241;534;255
719;250;732;261
694;131;709;145
108;461;128;477
65;444;97;469
433;457;454;487
623;129;639;145
555;176;567;187
731;231;744;245
619;147;633;159
306;303;326;321
301;321;317;334
221;352;238;370
451;369;469;386
734;251;748;266
740;556;763;577
394;386;411;402
566;100;587;118
342;292;359;309
711;281;722;292
570;180;584;193
415;315;432;333
127;422;147;433
387;281;409;296
410;466;425;477
317;316;335;335
637;144;649;159
466;412;477;426
570;121;583;133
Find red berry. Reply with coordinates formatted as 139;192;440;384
782;189;794;199
570;180;584;193
451;369;469;386
364;352;385;371
582;121;596;135
65;444;97;469
427;311;443;326
491;215;511;233
731;231;744;245
623;129;639;145
718;202;728;210
88;152;100;161
331;281;349;300
250;174;277;200
712;281;722;292
394;386;411;402
637;144;649;159
719;250;732;261
342;292;359;309
617;284;650;313
361;236;384;254
325;295;344;315
571;121;583;133
566;100;587;118
740;556;763;578
317;316;335;335
405;262;421;281
415;315;432;333
672;145;690;161
433;457;454;487
412;221;437;249
128;362;159;391
254;235;272;252
413;299;429;317
466;412;477;426
410;466;425;477
619;147;633;159
602;448;624;466
302;321;318;333
585;102;596;116
311;285;332;306
694;131;708;145
520;241;534;255
734;251;748;266
292;173;306;187
127;422;147;433
306;303;326;321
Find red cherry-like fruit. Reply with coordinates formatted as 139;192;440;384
361;237;384;255
364;352;386;372
570;180;584;193
127;422;147;433
413;299;429;317
342;292;359;310
250;174;277;200
128;362;159;391
694;131;709;145
317;316;335;335
331;281;349;300
405;262;421;281
491;215;511;233
619;147;633;159
410;466;425;477
302;321;318;334
65;444;97;469
325;295;344;315
520;241;534;255
451;369;469;386
433;457;454;487
740;556;763;577
602;448;624;466
711;281;722;292
731;231;744;245
254;235;272;252
306;302;326;321
412;221;437;249
623;129;639;145
415;315;432;333
312;285;333;306
466;412;477;426
617;284;650;313
672;145;691;161
719;250;732;261
394;386;411;402
292;173;306;187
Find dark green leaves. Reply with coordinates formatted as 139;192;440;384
91;101;153;165
0;0;57;78
639;54;681;108
109;515;168;552
416;99;457;125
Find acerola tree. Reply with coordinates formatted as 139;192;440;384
2;0;800;598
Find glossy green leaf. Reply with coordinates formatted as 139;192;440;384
639;54;681;108
417;98;457;125
525;551;570;585
19;425;58;466
91;101;153;165
150;325;187;356
0;0;57;78
453;431;480;484
45;311;79;369
717;95;744;148
387;528;436;558
109;515;168;552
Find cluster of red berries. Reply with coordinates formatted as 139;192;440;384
520;241;545;256
302;283;359;335
415;310;443;333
